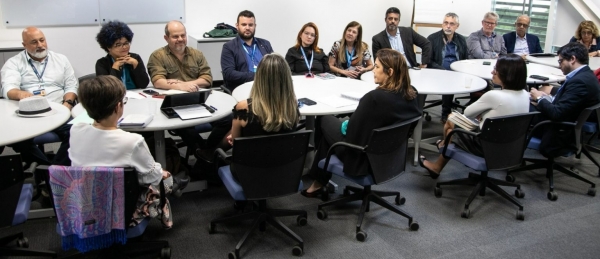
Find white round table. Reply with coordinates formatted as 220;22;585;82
450;59;566;84
526;55;600;70
0;99;71;146
71;89;237;168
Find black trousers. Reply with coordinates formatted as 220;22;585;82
8;122;72;166
309;115;346;186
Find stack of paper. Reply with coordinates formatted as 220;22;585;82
448;111;479;131
313;95;357;108
172;104;212;120
119;114;154;128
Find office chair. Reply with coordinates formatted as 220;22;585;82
0;154;57;257
40;166;171;258
576;106;600;176
507;104;599;201
434;112;538;220
209;130;312;259
316;116;421;242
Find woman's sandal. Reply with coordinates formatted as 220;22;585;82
418;155;440;179
435;139;444;151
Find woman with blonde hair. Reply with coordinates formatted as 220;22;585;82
328;21;374;79
570;20;600;56
285;22;330;76
227;53;299;145
302;49;421;198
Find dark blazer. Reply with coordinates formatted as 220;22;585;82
569;36;600;52
221;35;274;91
426;30;468;70
535;65;600;156
285;46;330;75
372;27;431;67
503;32;543;54
343;88;422;176
95;52;149;89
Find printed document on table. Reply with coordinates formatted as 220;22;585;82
313;95;357;108
172;104;212;120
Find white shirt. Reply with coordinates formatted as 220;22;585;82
1;50;78;103
387;28;412;66
69;123;163;186
514;34;529;55
464;89;530;123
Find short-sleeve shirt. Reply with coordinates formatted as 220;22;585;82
147;46;213;85
328;41;372;73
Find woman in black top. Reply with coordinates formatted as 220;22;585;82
285;22;330;76
95;21;150;89
302;49;422;198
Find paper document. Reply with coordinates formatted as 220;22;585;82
162;89;188;95
313;95;357;108
119;114;154;128
172;104;213;120
125;91;145;99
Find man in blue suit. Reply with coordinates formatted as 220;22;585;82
503;15;543;57
221;10;273;92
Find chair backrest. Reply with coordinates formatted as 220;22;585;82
230;130;311;200
0;154;25;228
365;116;421;185
575;102;600;150
78;73;96;84
478;112;538;170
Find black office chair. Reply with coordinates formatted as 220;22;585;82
507;105;599;201
209;130;311;259
39;166;171;258
576;104;600;176
315;116;421;241
434;112;538;220
0;154;57;257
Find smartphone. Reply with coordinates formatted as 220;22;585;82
298;98;316;106
143;89;159;96
482;61;491;65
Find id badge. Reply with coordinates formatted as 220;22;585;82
32;87;46;96
253;65;257;72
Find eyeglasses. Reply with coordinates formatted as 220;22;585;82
303;31;316;38
582;31;594;36
515;23;529;28
113;42;131;48
122;96;128;105
482;20;497;26
443;21;458;27
557;58;564;65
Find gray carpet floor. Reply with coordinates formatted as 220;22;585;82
3;102;600;259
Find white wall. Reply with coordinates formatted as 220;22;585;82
0;0;492;78
553;0;585;48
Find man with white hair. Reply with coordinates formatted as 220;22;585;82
1;27;78;165
503;15;543;58
467;12;507;59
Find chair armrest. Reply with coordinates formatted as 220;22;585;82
321;141;366;173
213;148;231;172
441;128;479;158
525;120;576;146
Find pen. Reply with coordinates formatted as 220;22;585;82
209;105;218;111
117;118;124;124
139;92;147;98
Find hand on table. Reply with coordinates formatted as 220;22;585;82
177;82;200;92
16;91;33;100
419;64;428;68
344;69;360;79
62;102;73;111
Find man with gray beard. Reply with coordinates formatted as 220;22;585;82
427;12;468;123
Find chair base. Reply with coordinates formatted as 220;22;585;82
317;185;417;242
435;171;524;220
0;232;57;257
508;157;597;201
209;199;306;258
581;144;600;177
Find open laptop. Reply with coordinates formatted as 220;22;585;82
160;89;214;119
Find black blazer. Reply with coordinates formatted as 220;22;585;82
221;35;274;91
426;30;468;70
503;32;543;54
372;27;431;67
95;52;149;89
285;46;330;75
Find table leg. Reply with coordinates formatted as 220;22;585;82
154;130;166;167
412;95;426;166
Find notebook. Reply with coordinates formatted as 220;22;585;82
341;92;364;101
448;111;479;131
118;114;154;128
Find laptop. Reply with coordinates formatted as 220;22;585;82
160;90;214;119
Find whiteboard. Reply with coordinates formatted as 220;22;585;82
1;0;99;27
99;0;185;24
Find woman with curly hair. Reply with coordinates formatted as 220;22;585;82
569;20;600;57
95;21;150;89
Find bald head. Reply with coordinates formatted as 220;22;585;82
515;15;531;37
164;20;185;37
22;27;48;61
163;20;187;54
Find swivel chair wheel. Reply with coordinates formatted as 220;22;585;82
317;209;328;220
461;209;470;219
160;247;171;259
208;223;216;234
424;114;432;122
514;188;525;198
356;231;368;242
516;210;524;221
297;215;307;226
395;196;406;205
292;245;303;256
434;187;442;198
588;187;596;197
228;251;239;259
16;237;28;248
505;174;515;183
409;221;419;231
547;191;558;201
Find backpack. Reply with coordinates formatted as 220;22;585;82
203;22;237;38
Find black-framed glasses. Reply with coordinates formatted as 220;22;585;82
482;20;497;26
557;58;564;65
113;42;131;48
122;96;128;105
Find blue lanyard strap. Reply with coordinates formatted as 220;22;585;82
242;44;257;65
300;47;314;72
111;57;128;84
26;53;48;83
345;48;355;68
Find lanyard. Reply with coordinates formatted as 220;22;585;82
300;47;313;72
111;57;127;84
27;53;48;83
486;35;495;55
242;44;257;65
345;48;355;68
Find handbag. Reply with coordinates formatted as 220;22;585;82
203;22;237;38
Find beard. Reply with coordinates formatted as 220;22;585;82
443;29;453;35
386;24;397;31
28;49;47;59
239;30;255;41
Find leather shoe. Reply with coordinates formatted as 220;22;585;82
301;188;329;201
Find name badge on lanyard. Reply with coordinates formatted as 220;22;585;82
243;44;258;72
300;47;314;77
28;53;48;96
345;48;355;69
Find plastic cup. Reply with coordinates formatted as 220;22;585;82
465;77;473;88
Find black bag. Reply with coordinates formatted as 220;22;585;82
203;22;237;38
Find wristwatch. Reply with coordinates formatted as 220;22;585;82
536;95;545;102
61;99;76;106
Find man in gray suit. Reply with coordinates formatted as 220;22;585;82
372;7;431;68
